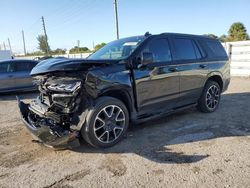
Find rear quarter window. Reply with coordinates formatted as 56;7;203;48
200;39;227;58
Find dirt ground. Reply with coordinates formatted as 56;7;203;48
0;77;249;188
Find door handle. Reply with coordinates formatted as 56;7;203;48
168;67;178;72
199;64;207;69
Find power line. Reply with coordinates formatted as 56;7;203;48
48;0;97;32
7;0;107;53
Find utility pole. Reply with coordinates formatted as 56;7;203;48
113;0;119;39
92;41;95;50
8;38;12;53
22;30;27;55
77;40;80;54
3;42;6;50
41;16;49;54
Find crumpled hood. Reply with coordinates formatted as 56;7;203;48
30;58;115;75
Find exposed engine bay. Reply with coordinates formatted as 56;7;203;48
18;72;92;148
32;74;82;122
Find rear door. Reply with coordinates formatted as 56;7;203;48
12;61;37;89
0;61;16;91
169;37;207;106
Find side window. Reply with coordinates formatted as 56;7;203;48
205;40;227;57
173;38;197;60
143;38;172;62
193;41;202;59
0;62;10;73
13;62;33;72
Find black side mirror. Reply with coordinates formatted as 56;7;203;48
141;52;153;66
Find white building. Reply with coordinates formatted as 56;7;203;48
0;50;12;60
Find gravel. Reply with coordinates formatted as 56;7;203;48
0;77;249;188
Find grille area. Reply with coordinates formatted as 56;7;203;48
41;94;51;106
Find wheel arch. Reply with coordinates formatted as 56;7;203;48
99;89;133;115
206;72;223;91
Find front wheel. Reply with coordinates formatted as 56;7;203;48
81;96;129;148
197;80;221;113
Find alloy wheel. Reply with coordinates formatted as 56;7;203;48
94;105;125;143
206;85;220;110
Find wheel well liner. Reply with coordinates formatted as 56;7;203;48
100;90;132;114
207;75;223;90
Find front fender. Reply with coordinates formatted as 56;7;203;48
84;65;133;99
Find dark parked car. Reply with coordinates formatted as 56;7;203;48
18;33;230;148
0;59;38;93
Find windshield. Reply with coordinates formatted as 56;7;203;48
88;36;145;60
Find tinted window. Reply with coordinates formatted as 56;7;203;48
195;41;206;57
173;38;197;60
205;40;227;57
13;61;35;72
193;41;202;59
0;62;10;73
143;38;172;62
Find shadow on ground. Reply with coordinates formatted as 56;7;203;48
72;92;250;164
1;91;249;164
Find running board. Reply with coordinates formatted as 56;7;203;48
133;103;197;124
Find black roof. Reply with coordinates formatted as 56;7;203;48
152;32;217;40
118;32;216;41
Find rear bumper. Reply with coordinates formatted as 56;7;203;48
222;77;230;93
17;97;79;148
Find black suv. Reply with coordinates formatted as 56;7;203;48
18;33;230;148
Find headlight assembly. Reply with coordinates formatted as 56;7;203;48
47;81;81;93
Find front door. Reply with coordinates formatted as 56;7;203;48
132;37;180;115
0;61;16;91
12;61;34;89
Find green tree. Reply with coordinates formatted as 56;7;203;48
204;34;219;39
69;46;90;54
51;48;66;55
219;34;228;42
228;22;249;41
37;35;50;53
94;43;106;51
26;51;44;56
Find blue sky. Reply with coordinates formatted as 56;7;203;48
0;0;250;53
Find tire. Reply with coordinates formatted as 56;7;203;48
81;96;129;148
197;80;221;113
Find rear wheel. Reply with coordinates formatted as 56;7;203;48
197;80;221;113
81;97;129;148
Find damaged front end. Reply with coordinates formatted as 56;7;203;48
17;73;90;149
